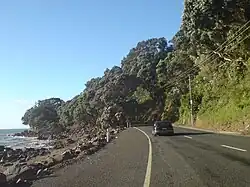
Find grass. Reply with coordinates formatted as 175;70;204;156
178;66;250;134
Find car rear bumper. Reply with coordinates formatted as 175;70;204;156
153;130;174;135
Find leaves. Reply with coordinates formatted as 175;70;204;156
21;98;65;133
21;0;250;133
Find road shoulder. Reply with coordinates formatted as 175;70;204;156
32;128;149;187
173;124;249;137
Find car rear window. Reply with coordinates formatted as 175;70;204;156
156;121;172;127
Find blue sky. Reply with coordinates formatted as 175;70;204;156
0;0;183;129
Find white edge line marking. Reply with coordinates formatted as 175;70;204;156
184;135;192;139
221;144;247;152
134;127;152;187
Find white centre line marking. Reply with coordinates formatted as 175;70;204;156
184;135;192;139
221;144;247;152
134;127;152;187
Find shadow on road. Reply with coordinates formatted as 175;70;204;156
171;132;213;136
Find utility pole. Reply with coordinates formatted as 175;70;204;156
135;107;137;123
188;75;194;127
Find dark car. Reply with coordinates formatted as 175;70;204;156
152;121;174;136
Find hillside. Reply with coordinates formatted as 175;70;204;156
22;0;250;136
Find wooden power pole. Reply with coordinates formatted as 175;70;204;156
188;75;194;127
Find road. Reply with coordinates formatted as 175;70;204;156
32;126;250;187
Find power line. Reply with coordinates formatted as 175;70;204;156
167;32;250;92
163;22;250;90
161;25;249;126
165;20;250;80
167;23;250;88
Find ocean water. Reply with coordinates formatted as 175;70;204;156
0;129;52;149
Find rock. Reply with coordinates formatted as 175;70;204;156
74;148;81;155
36;168;50;178
85;147;98;155
0;146;5;152
24;148;35;152
0;172;7;184
16;178;22;184
42;158;55;168
15;178;32;186
53;140;64;149
110;129;119;135
90;137;98;143
19;162;27;167
79;143;93;151
36;169;43;176
28;162;45;170
62;150;74;161
12;130;37;138
92;141;99;147
76;151;86;159
39;148;50;156
25;156;31;162
52;154;63;163
0;158;4;163
3;163;13;167
4;164;38;182
38;133;50;140
1;147;51;165
83;134;91;139
66;138;75;144
77;142;83;147
19;158;26;163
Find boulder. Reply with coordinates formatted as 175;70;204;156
92;141;100;147
79;143;93;151
3;162;13;167
75;149;81;155
4;164;38;183
83;134;91;139
53;140;64;149
42;157;55;168
39;148;50;156
15;179;32;186
85;147;98;155
38;133;50;140
36;168;50;178
12;130;37;137
0;147;49;164
0;145;5;152
52;154;64;163
90;137;99;143
62;150;74;161
66;138;75;144
0;172;7;184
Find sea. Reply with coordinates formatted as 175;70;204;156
0;129;52;149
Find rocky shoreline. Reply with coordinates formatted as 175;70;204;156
0;127;121;186
11;130;38;138
11;130;51;141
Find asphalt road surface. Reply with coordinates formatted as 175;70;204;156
32;126;250;187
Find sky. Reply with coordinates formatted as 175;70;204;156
0;0;184;129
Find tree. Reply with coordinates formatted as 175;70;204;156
21;98;65;134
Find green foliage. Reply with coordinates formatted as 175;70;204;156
21;98;65;134
121;38;171;100
165;0;250;132
22;0;250;134
132;86;152;104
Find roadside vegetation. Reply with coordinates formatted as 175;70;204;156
22;0;250;135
